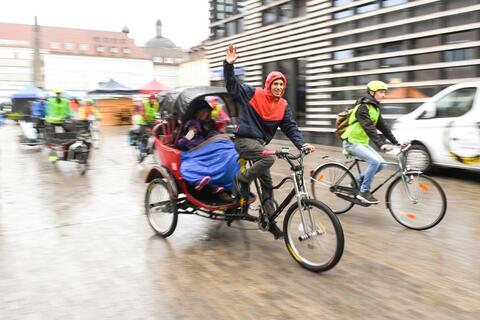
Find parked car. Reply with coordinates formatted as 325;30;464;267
392;82;480;172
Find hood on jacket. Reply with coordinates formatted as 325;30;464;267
357;95;380;108
264;71;287;99
248;71;288;121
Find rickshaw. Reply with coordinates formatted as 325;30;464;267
18;115;46;146
44;119;91;175
144;86;344;273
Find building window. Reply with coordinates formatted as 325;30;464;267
333;9;354;19
165;57;174;64
237;18;244;33
444;66;477;80
333;0;353;6
414;36;441;49
357;60;378;71
294;0;307;17
445;30;476;43
110;47;118;53
413;52;441;65
64;42;75;50
413;69;441;82
263;7;278;25
123;47;131;54
225;20;237;36
79;44;89;51
445;0;478;10
445;49;473;62
50;42;60;49
382;0;407;8
334;35;354;46
413;19;441;33
236;0;247;14
357;3;379;14
355;46;378;57
280;2;294;22
382;57;406;68
96;46;105;52
153;57;163;63
333;49;353;60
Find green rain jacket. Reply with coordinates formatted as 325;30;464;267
143;100;159;124
46;97;72;124
341;96;398;147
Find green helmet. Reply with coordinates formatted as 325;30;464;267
367;80;388;92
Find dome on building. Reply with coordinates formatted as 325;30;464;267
144;20;176;48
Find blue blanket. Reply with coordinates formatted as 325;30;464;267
180;138;239;191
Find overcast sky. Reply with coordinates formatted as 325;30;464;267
0;0;210;49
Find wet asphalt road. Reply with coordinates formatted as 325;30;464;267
0;123;479;319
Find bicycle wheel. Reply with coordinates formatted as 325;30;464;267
311;163;357;214
386;173;446;230
145;178;178;237
283;199;344;273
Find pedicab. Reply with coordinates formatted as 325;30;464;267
44;119;91;175
144;86;344;272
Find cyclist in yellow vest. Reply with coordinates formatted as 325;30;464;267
46;87;72;125
142;94;159;125
341;80;402;204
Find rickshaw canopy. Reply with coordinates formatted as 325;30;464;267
161;86;240;121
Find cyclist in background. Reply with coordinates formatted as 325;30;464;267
341;80;404;204
45;87;72;129
78;99;102;121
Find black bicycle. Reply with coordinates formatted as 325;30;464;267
310;144;447;230
146;147;344;273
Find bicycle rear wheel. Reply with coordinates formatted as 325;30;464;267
283;199;344;272
311;162;357;214
386;173;446;230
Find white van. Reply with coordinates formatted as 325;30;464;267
392;82;480;172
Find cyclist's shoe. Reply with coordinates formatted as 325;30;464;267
356;191;379;204
268;221;284;240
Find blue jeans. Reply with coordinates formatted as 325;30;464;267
343;140;386;193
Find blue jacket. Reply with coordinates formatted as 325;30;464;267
223;60;305;148
31;100;46;117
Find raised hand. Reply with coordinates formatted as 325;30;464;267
225;44;238;64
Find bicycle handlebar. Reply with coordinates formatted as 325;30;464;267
262;146;311;160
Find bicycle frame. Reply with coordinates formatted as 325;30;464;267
334;146;421;202
252;149;316;232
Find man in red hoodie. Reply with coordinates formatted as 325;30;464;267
224;44;315;239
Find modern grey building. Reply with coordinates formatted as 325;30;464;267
206;0;480;144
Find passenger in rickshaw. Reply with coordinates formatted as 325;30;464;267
224;44;316;238
176;99;238;203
